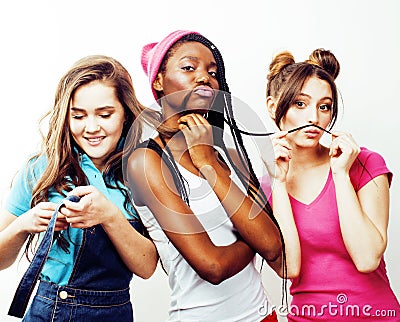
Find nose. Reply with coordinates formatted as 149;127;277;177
307;107;318;124
85;117;100;133
195;72;210;85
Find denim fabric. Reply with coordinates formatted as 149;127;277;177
9;196;143;321
8;199;70;317
23;281;133;322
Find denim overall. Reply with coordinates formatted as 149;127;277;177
9;196;142;322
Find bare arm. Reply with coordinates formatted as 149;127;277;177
331;132;389;272
0;210;28;269
0;202;67;269
269;182;301;278
260;131;301;278
61;186;159;279
177;114;282;268
198;158;283;270
127;148;255;285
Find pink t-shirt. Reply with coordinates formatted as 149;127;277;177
260;147;399;321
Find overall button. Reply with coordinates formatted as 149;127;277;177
59;291;68;300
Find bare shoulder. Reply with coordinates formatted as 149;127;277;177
126;141;180;206
127;144;161;174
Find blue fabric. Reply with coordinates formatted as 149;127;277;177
7;150;142;320
8;197;80;318
22;281;133;322
22;282;133;322
4;153;138;285
9;213;139;319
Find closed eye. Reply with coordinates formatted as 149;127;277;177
71;114;85;119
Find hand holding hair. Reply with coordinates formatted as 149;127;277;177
329;131;361;174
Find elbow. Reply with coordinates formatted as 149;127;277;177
269;254;301;279
284;253;301;279
136;264;157;280
0;263;12;271
261;236;282;263
285;265;300;279
351;246;385;273
197;261;227;285
354;257;381;274
0;258;16;271
275;259;300;279
131;254;159;280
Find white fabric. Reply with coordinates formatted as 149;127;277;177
136;148;273;322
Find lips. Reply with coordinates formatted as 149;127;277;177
304;129;320;134
304;129;320;138
193;86;213;97
85;136;104;146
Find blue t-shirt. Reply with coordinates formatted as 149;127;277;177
5;152;137;285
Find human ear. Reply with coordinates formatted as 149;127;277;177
153;73;164;92
266;96;277;120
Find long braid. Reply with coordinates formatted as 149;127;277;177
183;34;288;305
220;92;288;306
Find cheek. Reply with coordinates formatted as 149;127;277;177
211;78;219;90
322;112;333;126
164;74;187;91
163;73;220;94
69;120;83;137
281;109;304;128
108;116;125;137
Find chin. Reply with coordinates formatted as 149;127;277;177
184;107;210;115
301;141;321;149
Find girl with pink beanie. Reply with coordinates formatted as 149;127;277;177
259;48;400;321
125;30;284;321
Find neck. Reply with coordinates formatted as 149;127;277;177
290;143;329;170
158;129;188;154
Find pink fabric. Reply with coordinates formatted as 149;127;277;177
260;147;399;321
140;30;200;100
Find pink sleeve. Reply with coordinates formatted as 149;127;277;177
350;147;393;192
259;174;273;204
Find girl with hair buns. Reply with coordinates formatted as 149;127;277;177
126;30;283;321
0;55;158;321
260;49;400;321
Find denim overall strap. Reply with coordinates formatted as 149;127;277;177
8;195;80;318
67;219;143;290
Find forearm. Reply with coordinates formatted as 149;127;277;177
200;164;282;262
169;232;255;285
271;181;301;278
0;217;29;269
333;173;387;271
215;239;255;281
102;211;158;279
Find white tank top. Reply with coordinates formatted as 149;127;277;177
135;148;273;321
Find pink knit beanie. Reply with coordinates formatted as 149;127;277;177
141;30;200;100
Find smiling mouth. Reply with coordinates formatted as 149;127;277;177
86;137;104;145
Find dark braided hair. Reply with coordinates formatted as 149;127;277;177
158;33;288;300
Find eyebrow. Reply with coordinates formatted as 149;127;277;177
297;93;332;101
70;106;116;112
180;55;198;62
179;56;217;67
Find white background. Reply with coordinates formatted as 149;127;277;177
0;1;399;321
